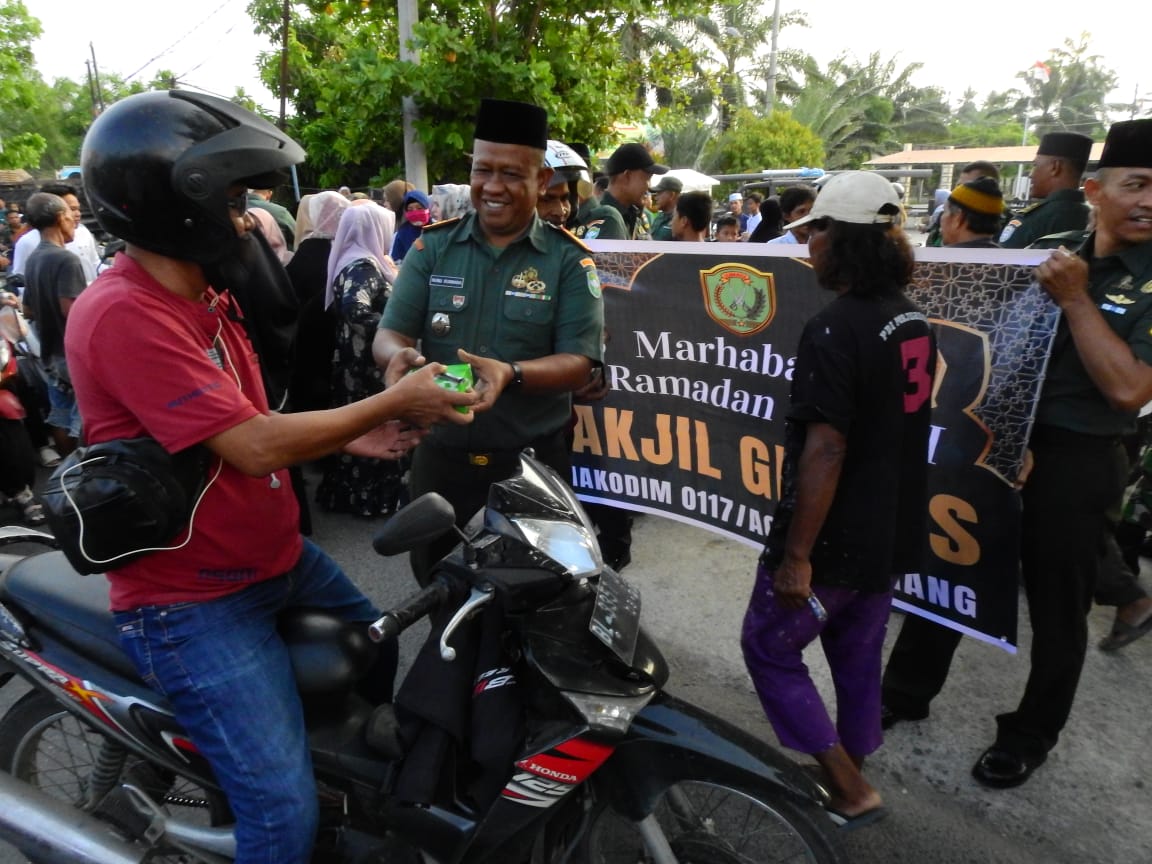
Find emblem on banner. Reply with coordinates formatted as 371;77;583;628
699;263;776;335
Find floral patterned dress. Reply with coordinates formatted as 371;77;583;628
315;258;405;516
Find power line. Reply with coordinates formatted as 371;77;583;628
176;22;239;81
123;0;236;82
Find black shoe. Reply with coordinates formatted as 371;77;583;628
880;702;928;730
971;746;1046;789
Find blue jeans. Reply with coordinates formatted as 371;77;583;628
45;378;81;438
114;539;381;864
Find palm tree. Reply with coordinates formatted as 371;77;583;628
785;53;928;168
1016;35;1117;138
662;0;808;131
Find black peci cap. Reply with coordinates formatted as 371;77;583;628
474;98;548;150
1097;119;1152;169
1037;132;1093;164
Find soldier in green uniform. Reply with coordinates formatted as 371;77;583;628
573;142;668;241
883;120;1152;786
374;98;604;582
999;132;1093;249
648;174;682;241
537;140;590;229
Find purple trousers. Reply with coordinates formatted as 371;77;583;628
741;563;892;757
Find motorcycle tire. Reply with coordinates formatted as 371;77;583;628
0;688;229;863
580;778;844;864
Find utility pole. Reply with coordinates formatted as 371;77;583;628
85;60;100;117
88;44;105;113
765;0;781;114
279;0;290;130
397;0;429;190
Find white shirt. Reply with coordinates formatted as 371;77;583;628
767;230;801;245
744;211;762;237
10;224;101;283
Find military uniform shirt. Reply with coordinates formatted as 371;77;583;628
380;213;604;450
650;210;674;241
1037;236;1152;436
999;188;1089;249
573;191;632;241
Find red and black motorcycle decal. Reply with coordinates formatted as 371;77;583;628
500;737;615;808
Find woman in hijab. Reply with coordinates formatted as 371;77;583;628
286;191;351;413
389;189;432;265
292;193;316;246
249;207;292;264
316;205;405;517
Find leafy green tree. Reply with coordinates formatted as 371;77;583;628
1015;35;1117;138
704;108;824;174
0;0;46;168
652;116;717;169
659;0;808;131
247;0;704;188
2;70;153;172
785;52;927;169
947;89;1025;148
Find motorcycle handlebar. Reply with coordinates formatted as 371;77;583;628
368;580;452;642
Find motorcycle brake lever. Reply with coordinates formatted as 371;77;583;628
439;585;495;661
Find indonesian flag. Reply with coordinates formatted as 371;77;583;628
1033;61;1051;79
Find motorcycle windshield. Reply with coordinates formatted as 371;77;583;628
485;454;603;578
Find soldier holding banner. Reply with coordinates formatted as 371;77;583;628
883;120;1152;789
967;118;1152;788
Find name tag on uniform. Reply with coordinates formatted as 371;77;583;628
431;275;464;290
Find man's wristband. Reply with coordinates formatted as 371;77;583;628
508;361;524;388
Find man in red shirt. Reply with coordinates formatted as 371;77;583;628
68;90;476;864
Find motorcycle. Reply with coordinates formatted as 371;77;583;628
0;452;843;863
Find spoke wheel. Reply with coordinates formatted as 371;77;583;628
0;689;228;863
582;779;842;864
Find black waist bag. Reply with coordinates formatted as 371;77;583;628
42;438;211;575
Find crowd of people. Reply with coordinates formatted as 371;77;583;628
2;84;1151;861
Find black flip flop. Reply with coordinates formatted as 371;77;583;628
826;805;889;832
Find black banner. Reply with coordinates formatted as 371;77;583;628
573;241;1059;651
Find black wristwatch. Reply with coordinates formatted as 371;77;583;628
508;361;524;388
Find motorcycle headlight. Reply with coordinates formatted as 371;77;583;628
561;690;654;734
508;516;602;578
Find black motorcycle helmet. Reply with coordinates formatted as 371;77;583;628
81;90;305;264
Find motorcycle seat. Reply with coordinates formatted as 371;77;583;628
0;550;139;681
0;551;379;701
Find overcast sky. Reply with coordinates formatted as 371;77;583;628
25;0;1147;121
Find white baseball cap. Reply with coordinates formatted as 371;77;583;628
784;171;900;230
728;192;743;202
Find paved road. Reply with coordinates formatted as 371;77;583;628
2;478;1150;863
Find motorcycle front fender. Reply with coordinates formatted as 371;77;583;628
594;691;825;821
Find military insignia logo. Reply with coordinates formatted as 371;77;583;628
1142;280;1152;294
577;221;603;241
586;267;602;299
511;267;545;293
1105;293;1135;305
699;263;776;335
431;313;451;335
452;294;466;309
